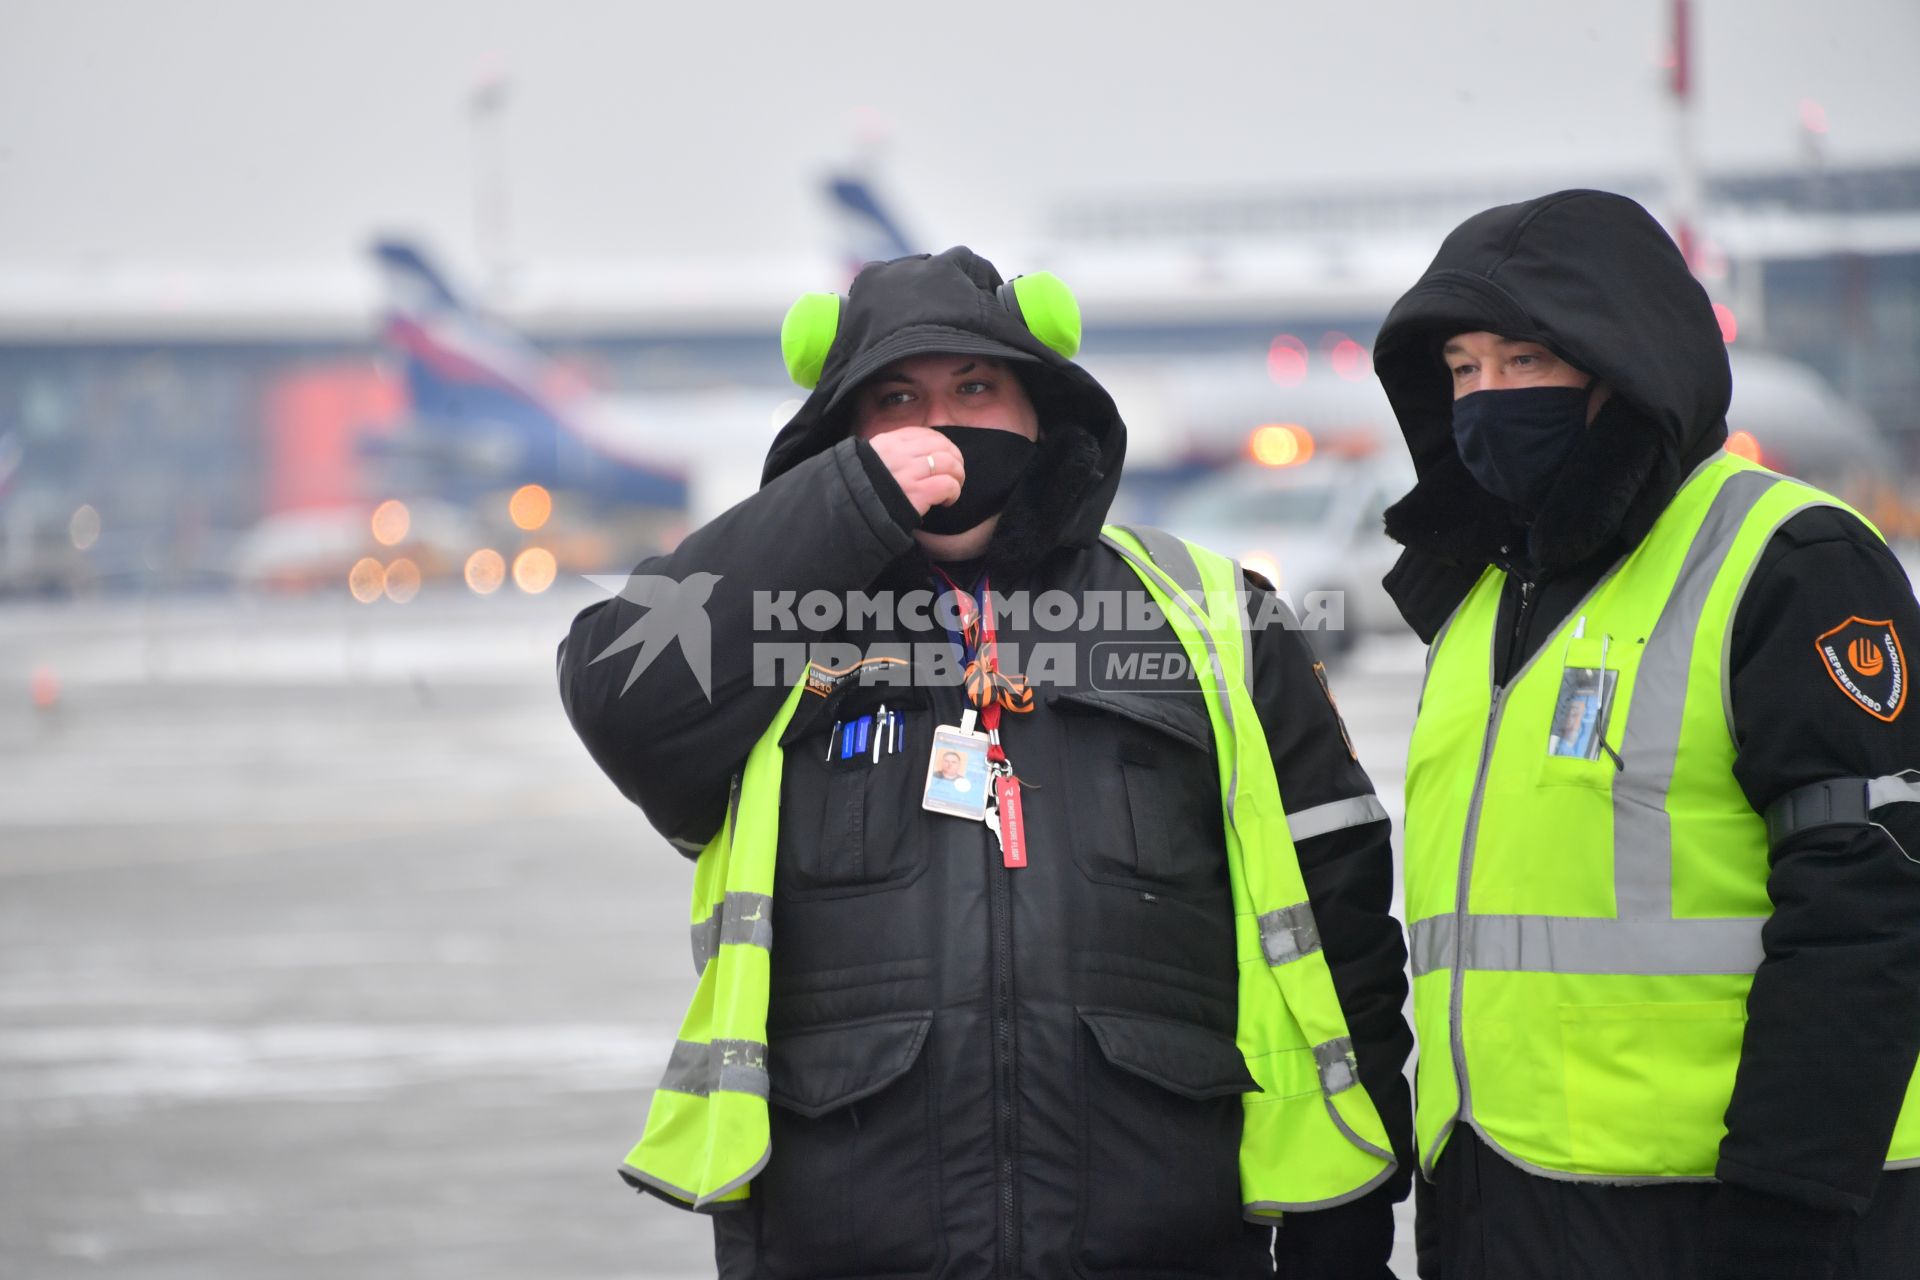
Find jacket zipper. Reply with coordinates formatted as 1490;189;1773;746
1441;565;1528;1168
1504;576;1537;685
991;829;1018;1274
943;582;1021;1275
947;673;1017;1277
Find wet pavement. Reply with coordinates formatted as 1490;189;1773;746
0;588;1424;1278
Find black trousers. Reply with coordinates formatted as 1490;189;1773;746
1415;1128;1920;1280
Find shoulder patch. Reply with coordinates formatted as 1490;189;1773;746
1814;616;1907;722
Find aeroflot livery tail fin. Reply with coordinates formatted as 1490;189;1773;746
825;173;916;278
370;240;686;509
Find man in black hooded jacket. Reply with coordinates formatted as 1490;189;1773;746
558;248;1415;1277
1375;190;1920;1279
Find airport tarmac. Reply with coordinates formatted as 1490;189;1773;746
0;587;1427;1279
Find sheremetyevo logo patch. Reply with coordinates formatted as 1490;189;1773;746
1815;616;1907;722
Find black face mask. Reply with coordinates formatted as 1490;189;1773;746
919;425;1037;535
1450;384;1592;514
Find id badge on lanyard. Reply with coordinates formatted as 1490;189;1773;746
923;570;1029;867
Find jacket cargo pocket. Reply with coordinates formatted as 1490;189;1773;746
776;691;927;898
1051;688;1227;897
1074;1008;1258;1278
755;1012;943;1279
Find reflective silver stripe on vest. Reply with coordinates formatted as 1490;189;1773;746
1611;469;1780;919
1287;794;1389;842
1124;524;1206;599
1314;1036;1360;1095
689;891;774;975
1259;902;1323;965
1408;913;1766;978
657;1036;770;1098
1101;533;1243;824
1232;558;1280;826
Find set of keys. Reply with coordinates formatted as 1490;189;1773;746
983;728;1027;870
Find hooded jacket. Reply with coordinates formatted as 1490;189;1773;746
1374;191;1920;1279
558;248;1414;1279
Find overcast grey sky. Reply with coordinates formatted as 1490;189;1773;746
2;0;1917;284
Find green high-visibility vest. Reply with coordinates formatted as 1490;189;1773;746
1406;450;1920;1182
620;525;1399;1217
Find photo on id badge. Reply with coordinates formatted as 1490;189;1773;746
1548;666;1617;760
923;726;991;820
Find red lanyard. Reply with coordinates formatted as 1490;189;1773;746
932;568;1031;761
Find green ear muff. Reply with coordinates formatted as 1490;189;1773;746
1002;272;1081;359
780;291;842;389
781;268;1082;386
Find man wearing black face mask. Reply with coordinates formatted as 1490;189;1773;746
559;247;1415;1277
1375;190;1920;1279
1442;331;1610;517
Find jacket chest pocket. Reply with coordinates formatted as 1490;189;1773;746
1533;632;1635;791
1051;688;1227;898
776;691;929;898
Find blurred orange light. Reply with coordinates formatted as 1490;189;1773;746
371;499;410;547
1712;302;1738;344
1266;335;1309;387
513;546;558;594
465;548;507;595
1726;430;1762;462
509;483;552;531
384;557;422;603
1242;551;1282;588
1250;423;1314;468
348;556;387;603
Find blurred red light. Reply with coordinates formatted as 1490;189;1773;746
1267;335;1309;386
1712;302;1738;344
1330;339;1372;381
1799;99;1828;135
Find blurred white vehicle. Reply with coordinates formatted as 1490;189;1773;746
1160;443;1415;650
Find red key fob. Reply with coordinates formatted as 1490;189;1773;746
994;775;1027;869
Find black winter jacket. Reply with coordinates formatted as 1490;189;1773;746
1373;191;1920;1280
559;249;1414;1279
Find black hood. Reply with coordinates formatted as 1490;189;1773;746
761;247;1126;583
1375;189;1730;578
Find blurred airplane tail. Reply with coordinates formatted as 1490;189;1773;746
372;240;561;423
826;174;916;278
368;239;685;507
